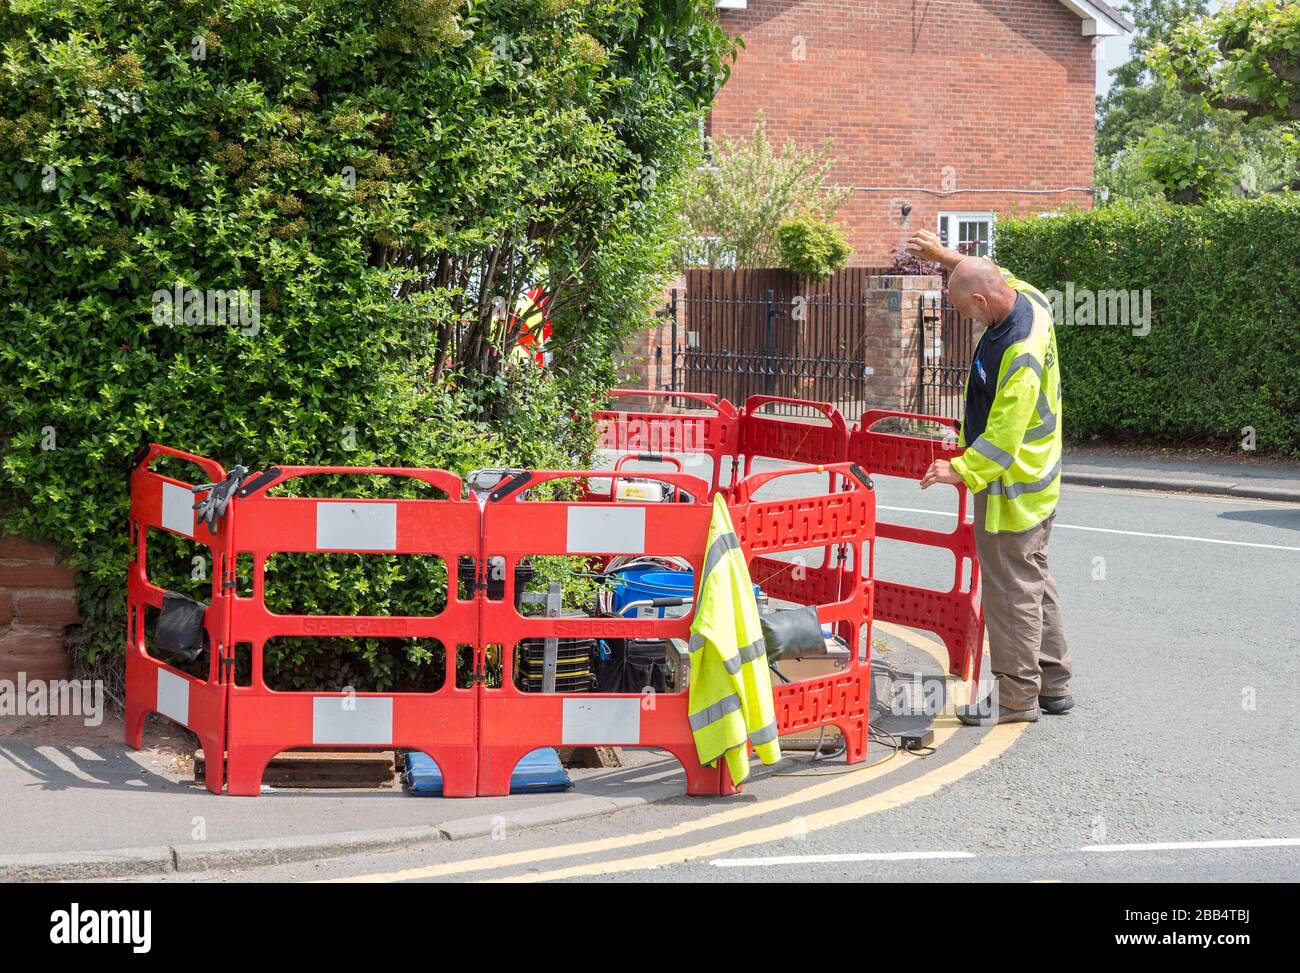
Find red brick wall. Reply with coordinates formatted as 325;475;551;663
0;535;78;682
712;0;1097;263
617;275;685;391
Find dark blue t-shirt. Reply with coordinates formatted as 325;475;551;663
963;293;1033;445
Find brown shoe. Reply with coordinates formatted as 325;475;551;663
955;699;1040;726
1038;694;1074;715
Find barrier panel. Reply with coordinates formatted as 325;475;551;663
221;465;481;796
595;389;741;494
127;385;970;797
126;446;235;795
727;462;876;787
849;410;984;685
474;468;726;796
736;395;849;472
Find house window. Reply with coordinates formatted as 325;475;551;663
938;212;994;257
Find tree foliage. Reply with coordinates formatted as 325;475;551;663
0;0;735;678
678;115;850;268
1135;125;1238;201
1155;0;1300;123
1097;0;1299;202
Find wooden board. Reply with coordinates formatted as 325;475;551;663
195;748;396;789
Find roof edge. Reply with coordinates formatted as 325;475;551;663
1059;0;1136;36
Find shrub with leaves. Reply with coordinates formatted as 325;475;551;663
1134;126;1237;202
0;0;734;684
773;214;851;280
679;115;849;268
997;197;1300;455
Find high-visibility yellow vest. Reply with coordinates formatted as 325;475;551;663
687;495;781;786
951;266;1064;534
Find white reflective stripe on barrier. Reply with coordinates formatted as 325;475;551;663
162;482;195;536
566;506;645;554
156;669;190;725
562;698;641;745
311;696;393;745
315;502;398;551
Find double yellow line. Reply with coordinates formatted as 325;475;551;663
333;624;1014;883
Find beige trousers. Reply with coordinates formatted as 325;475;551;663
973;492;1073;711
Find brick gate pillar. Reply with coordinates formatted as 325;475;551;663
861;274;943;415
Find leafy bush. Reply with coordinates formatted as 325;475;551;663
679;115;850;268
1134;126;1237;202
997;196;1300;455
773;215;851;280
0;0;733;683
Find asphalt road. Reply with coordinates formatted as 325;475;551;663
147;468;1300;883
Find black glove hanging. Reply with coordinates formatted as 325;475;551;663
192;464;248;535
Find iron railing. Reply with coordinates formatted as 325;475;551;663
917;294;977;421
654;269;978;423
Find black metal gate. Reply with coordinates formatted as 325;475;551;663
666;267;895;421
657;269;977;422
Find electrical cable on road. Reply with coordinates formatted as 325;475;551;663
771;720;932;777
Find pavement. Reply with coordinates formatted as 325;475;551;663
1;446;1297;882
0;721;689;880
1062;445;1300;502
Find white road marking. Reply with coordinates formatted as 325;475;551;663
877;505;1300;553
710;840;1300;869
710;851;974;867
1082;838;1300;853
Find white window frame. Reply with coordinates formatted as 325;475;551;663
938;211;996;258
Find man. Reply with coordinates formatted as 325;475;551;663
907;228;1073;726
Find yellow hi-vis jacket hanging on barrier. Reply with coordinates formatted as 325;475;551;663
687;495;781;786
950;266;1064;535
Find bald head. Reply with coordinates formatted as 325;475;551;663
948;257;1018;327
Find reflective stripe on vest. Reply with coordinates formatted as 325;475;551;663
687;495;782;785
985;458;1063;499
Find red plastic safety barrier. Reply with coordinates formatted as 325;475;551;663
595;389;741;494
601;391;983;685
727;462;876;789
127;381;968;797
220;465;482;796
736;395;849;471
125;446;235;795
475;467;725;796
849;410;984;684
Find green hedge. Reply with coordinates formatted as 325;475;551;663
0;0;731;686
996;197;1300;455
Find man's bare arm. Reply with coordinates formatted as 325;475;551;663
906;228;965;271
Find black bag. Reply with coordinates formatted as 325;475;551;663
624;639;670;694
596;639;671;694
760;605;825;662
156;591;208;662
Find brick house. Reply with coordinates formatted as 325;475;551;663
708;0;1134;263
